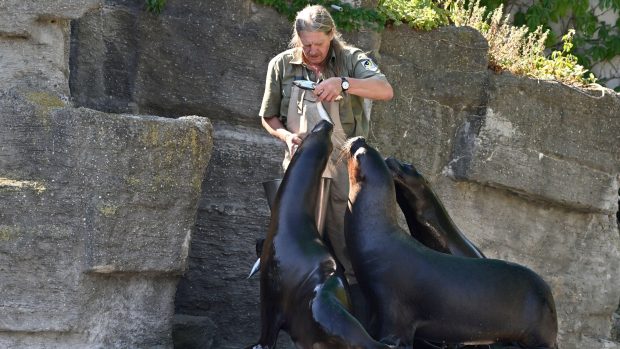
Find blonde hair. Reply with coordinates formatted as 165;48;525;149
289;5;349;76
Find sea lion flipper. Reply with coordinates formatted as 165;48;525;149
311;276;390;349
246;322;280;349
248;238;265;278
247;258;261;278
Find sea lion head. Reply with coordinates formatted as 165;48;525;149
287;120;334;175
384;157;429;191
309;118;334;137
343;137;392;190
296;119;333;156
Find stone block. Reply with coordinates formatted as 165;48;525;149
369;96;457;176
0;0;100;36
380;25;489;72
450;75;620;213
0;89;213;347
79;274;178;348
0;0;100;94
1;22;72;94
431;177;620;348
377;25;491;116
70;0;292;122
173;121;295;348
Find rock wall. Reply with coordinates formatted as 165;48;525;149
0;1;214;348
372;26;620;349
1;0;619;348
69;0;289;122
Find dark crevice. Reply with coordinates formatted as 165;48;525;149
612;301;620;342
616;189;620;229
614;190;619;343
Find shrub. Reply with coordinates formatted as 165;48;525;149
146;0;166;14
379;0;449;30
444;0;597;86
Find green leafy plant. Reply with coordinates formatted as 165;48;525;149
538;30;597;84
479;0;619;89
253;0;386;31
379;0;450;30
445;0;596;85
146;0;166;14
255;0;599;87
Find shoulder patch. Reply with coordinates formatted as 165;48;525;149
361;59;378;72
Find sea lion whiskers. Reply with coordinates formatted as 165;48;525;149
331;131;348;149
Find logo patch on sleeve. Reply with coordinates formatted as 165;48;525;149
362;59;378;72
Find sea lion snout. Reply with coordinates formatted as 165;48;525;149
384;157;406;181
311;119;333;135
297;120;334;159
385;157;425;188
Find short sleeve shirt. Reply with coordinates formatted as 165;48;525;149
259;46;387;138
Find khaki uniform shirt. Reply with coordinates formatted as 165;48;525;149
259;46;388;138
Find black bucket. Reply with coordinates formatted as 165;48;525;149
262;179;283;212
262;177;331;235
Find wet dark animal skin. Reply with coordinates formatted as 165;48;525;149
385;157;485;259
246;121;390;349
344;137;558;349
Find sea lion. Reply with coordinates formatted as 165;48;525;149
386;158;487;349
246;121;389;349
343;137;558;348
385;157;485;258
249;156;485;279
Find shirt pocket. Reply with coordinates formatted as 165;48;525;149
280;85;292;117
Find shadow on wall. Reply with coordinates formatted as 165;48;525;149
615;190;620;342
615;305;620;342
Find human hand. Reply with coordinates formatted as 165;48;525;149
285;133;302;156
314;77;342;102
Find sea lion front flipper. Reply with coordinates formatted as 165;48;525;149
247;238;265;278
246;302;283;349
311;276;390;349
247;258;261;278
246;323;280;349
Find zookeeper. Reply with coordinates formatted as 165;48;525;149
258;3;393;314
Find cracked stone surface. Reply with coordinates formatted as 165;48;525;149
1;0;619;348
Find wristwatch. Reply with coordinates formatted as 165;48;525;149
341;77;349;92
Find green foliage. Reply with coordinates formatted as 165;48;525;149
445;0;596;85
146;0;166;14
480;0;619;87
253;0;386;31
253;0;450;31
379;0;450;30
254;0;601;86
540;30;597;84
